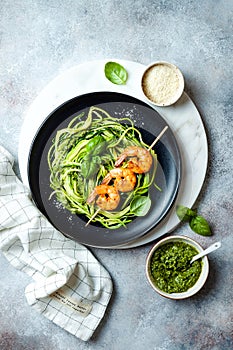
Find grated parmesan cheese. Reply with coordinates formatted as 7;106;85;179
142;63;182;106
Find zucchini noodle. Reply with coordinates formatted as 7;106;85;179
48;106;157;229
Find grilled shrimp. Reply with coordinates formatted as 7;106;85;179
102;168;137;192
115;146;153;174
87;184;120;211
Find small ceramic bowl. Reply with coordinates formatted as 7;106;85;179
141;61;184;107
146;235;209;299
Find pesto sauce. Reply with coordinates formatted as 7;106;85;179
150;241;202;293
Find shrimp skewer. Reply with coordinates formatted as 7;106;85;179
115;146;153;174
101;168;136;192
87;184;120;211
86;126;168;227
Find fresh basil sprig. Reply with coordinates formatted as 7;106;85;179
104;61;128;85
176;204;212;236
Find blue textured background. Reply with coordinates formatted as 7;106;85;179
0;1;232;349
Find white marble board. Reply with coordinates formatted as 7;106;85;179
18;59;208;249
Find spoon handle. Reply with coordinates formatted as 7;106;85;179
190;241;221;264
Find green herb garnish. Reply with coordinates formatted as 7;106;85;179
176;205;212;236
189;215;212;236
104;61;128;85
80;135;106;178
130;195;151;216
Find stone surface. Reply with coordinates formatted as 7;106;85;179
0;1;232;349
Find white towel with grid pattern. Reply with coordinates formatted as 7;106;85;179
0;145;112;341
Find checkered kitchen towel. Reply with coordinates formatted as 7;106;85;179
0;145;112;341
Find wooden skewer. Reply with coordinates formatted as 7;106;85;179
85;207;101;227
85;125;168;227
148;125;168;151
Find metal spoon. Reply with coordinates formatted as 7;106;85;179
190;241;221;264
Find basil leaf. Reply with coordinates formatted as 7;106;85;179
86;135;105;155
81;136;105;178
176;205;197;222
189;215;212;236
104;62;128;85
81;155;101;178
130;195;151;216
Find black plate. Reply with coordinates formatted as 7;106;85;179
28;92;181;247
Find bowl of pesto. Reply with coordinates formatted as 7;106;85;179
146;235;209;299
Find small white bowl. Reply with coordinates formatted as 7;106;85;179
146;235;209;299
141;61;184;107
